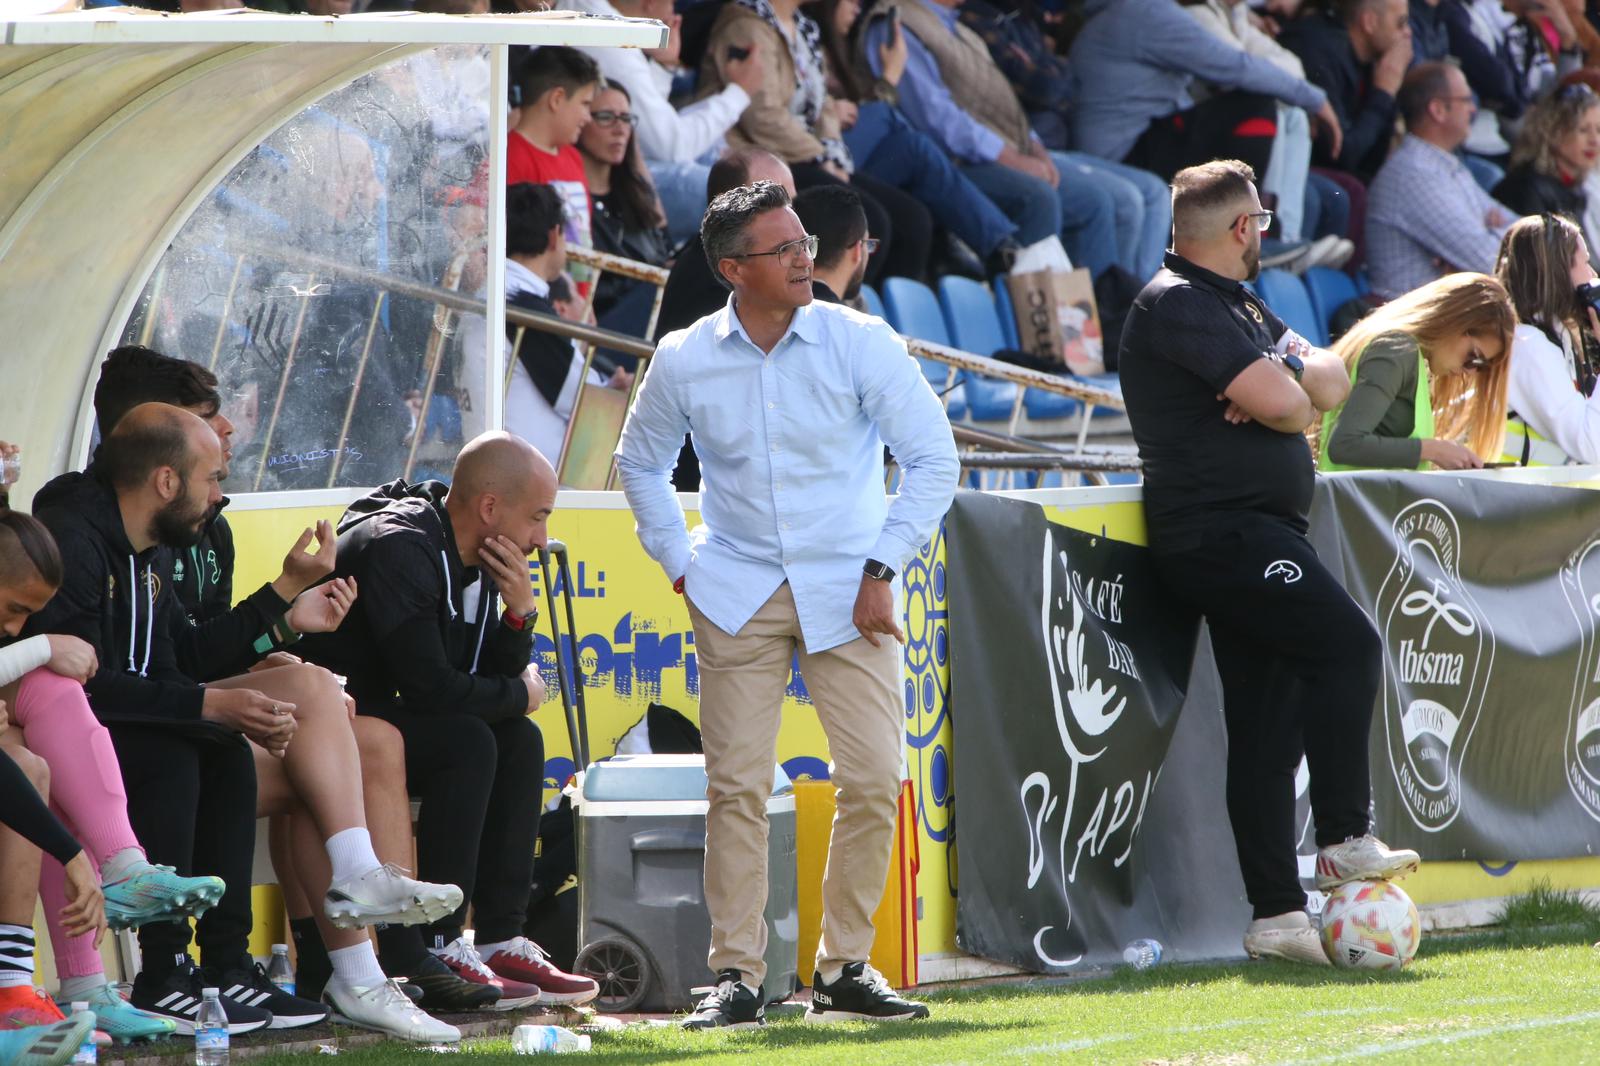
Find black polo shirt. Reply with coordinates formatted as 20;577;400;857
1119;252;1315;550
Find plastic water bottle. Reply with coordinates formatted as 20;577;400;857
69;1003;95;1065
511;1025;591;1054
1123;938;1164;970
194;987;229;1066
266;944;296;996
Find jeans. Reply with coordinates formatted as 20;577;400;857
961;152;1166;279
647;159;710;245
846;102;1018;258
1303;171;1351;242
1264;104;1311;243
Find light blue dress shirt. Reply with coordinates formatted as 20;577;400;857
864;1;1007;164
615;296;960;653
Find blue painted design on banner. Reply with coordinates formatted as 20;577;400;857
544;756;577;793
903;521;952;844
1478;860;1518;877
783;755;831;782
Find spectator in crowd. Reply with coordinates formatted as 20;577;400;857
1558;69;1600;261
952;0;1075;150
503;183;629;468
616;180;955;1028
555;0;767;243
1069;0;1341;194
91;349;467;1042
1183;0;1354;269
695;0;936;284
297;433;600;1017
875;0;1171;281
1496;213;1600;464
1367;62;1516;298
1493;82;1600;219
578;82;675;335
807;0;1024;277
1279;0;1412;181
1500;0;1586;101
23;406;439;1035
0;685;103;1061
1321;272;1514;469
1119;159;1419;968
793;183;873;302
506;48;602;291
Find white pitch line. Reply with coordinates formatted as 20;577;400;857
1002;1006;1397;1058
1274;1009;1600;1064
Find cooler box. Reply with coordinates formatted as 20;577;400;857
571;754;799;1012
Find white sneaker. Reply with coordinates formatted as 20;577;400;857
1315;834;1421;890
1306;235;1355;271
1244;911;1330;966
324;864;464;928
322;975;460;1044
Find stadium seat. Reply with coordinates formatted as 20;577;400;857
1255;269;1326;347
1353;265;1371;295
881;277;967;418
860;283;886;321
992;275;1021;349
1303;267;1358;342
939;276;1076;421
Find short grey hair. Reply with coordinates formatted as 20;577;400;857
701;180;792;290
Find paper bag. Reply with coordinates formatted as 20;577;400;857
1006;265;1106;376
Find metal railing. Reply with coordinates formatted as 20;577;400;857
216;237;1135;487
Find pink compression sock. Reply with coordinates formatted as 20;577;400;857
14;668;143;980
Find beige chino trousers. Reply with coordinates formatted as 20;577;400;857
688;581;904;985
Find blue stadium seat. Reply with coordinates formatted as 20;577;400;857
940;276;1078;421
860;283;886;321
881;277;967;418
1353;265;1371;295
992;275;1020;348
1303;267;1358;342
1254;269;1326;347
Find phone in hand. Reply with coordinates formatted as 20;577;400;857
727;44;751;62
888;5;901;39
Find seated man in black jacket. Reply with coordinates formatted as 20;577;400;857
297;431;598;1009
26;406;448;1036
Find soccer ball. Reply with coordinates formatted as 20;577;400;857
1319;880;1422;970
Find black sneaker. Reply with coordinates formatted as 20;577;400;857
805;962;929;1023
206;958;329;1030
393;952;501;1012
129;954;272;1036
681;969;764;1031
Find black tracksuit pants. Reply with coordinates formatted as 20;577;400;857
1151;510;1381;920
363;706;544;948
1127;90;1280;183
108;724;257;972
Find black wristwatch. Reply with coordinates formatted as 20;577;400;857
863;559;895;582
1281;350;1305;382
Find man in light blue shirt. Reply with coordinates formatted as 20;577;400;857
615;181;957;1029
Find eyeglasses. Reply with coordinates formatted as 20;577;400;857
861;237;880;255
589;110;639;128
732;234;819;266
1239;210;1274;234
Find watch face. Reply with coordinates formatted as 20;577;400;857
1284;352;1305;373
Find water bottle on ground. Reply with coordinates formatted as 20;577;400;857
511;1025;591;1054
1122;938;1164;971
195;987;229;1066
69;1002;95;1065
266;944;296;996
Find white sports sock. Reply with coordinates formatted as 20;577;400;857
100;847;146;884
816;966;843;986
328;941;388;989
325;828;382;887
56;975;110;1003
0;925;35;989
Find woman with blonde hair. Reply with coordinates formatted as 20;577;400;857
1321;273;1516;470
1492;81;1600;221
1496;213;1600;464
